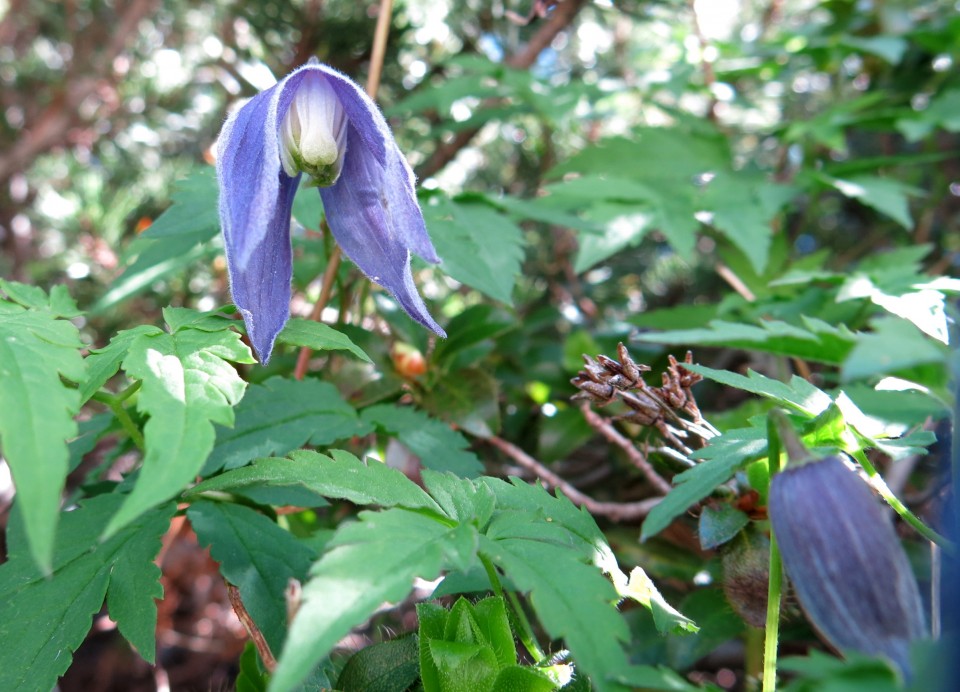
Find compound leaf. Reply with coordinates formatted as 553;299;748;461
105;326;251;536
189;501;316;652
0;291;86;571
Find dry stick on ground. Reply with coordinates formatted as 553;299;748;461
486;435;662;521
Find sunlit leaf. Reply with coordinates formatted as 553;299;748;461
105;325;252;536
0;289;86;571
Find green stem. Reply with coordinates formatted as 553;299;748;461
762;411;785;692
763;533;783;692
744;627;764;692
92;390;145;451
851;449;956;555
115;380;142;403
479;554;544;663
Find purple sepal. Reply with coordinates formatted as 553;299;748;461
769;456;926;679
216;61;444;363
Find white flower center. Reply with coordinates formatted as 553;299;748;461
280;71;348;186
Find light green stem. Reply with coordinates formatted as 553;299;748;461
851;449;955;555
762;411;785;692
93;388;145;451
763;534;783;692
479;554;545;663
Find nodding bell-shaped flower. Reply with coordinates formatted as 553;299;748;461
216;59;445;363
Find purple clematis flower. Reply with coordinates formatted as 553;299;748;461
216;59;445;363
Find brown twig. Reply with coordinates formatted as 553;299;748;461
416;0;588;179
227;584;277;672
293;244;342;380
486;435;662;521
715;262;756;302
688;0;718;122
578;404;673;495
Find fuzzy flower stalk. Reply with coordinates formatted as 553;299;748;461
216;59;445;362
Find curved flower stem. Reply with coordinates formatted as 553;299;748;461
92;384;145;451
851;448;956;555
293;0;394;379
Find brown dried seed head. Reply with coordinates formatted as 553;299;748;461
571;378;615;401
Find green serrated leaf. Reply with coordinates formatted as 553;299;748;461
703;172;796;274
105;327;250;536
0;494;175;687
549;129;732;261
105;502;177;661
80;325;163;403
424;196;525;305
575;202;654;273
163;306;238;333
190;450;445;515
270;508;477;691
189;501;316;652
641;427;767;541
480;477;608;553
478;534;632;692
0;302;86;570
206;377;370;473
362;404;484;477
842;317;947;382
620;567;698;635
828;176;920;230
276;318;371;362
635;318;856;365
422;470;495;526
684;364;832;415
698;504;750;550
92;170;220;312
336;635;421;692
0;279;82;317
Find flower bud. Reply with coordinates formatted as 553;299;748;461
722;527;771;628
769;455;926;678
279;72;348;186
390;342;427;378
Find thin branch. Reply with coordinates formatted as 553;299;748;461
293;244;342;380
416;0;588;179
688;0;718;122
486;435;662;521
578;404;673;495
227;584;277;672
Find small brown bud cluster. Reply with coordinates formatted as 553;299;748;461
571;345;704;430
